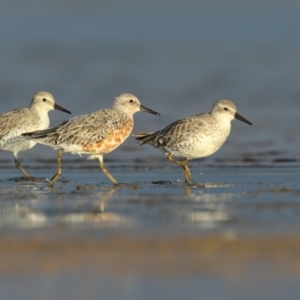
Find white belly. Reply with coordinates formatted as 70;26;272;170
166;128;231;159
0;137;36;154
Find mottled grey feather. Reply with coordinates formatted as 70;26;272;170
0;108;38;139
135;113;207;148
26;108;127;146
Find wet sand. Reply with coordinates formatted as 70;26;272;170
1;234;300;278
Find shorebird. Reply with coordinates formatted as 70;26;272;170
0;91;71;180
134;99;252;183
23;93;160;186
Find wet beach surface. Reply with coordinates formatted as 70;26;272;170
1;157;300;300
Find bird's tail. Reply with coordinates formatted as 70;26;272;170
132;132;156;146
22;130;39;137
22;121;67;140
22;127;54;139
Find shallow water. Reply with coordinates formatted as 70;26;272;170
1;161;300;234
1;162;300;300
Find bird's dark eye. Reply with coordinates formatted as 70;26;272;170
129;99;134;103
43;98;47;102
224;107;228;111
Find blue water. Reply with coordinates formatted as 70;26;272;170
0;0;300;162
0;166;299;234
2;272;300;300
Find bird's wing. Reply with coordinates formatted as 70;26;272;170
24;109;123;146
135;113;208;147
0;108;32;139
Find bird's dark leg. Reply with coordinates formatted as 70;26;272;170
99;156;119;185
166;154;192;183
49;149;65;186
14;157;37;181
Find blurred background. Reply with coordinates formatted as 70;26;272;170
1;2;300;300
1;0;300;161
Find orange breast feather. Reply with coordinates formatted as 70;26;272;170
81;121;133;154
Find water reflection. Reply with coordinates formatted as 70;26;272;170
183;181;233;195
58;188;134;227
0;186;135;229
157;199;232;228
180;211;231;228
0;204;47;228
97;188;116;212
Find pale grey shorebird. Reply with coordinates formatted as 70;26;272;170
134;99;252;183
0;91;71;181
22;93;160;186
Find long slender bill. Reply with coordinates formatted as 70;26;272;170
234;112;252;125
54;103;72;114
140;104;160;116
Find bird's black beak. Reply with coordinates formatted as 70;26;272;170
140;104;160;116
234;112;252;125
54;103;71;114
